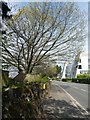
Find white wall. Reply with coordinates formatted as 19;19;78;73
76;52;88;75
80;52;88;70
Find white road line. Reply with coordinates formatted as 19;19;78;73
81;89;87;92
73;87;78;89
60;86;89;115
73;87;88;93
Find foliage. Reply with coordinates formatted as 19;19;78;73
33;62;51;77
2;83;45;119
2;70;9;87
34;64;59;78
56;65;62;75
31;76;49;83
25;74;41;82
48;66;57;77
2;73;49;90
23;74;49;83
62;78;72;82
2;77;51;119
77;74;90;79
72;78;90;84
62;77;90;84
51;77;59;80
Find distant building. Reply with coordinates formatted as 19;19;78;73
62;52;88;79
70;52;80;78
76;52;88;76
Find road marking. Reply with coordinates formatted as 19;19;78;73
60;86;89;115
73;86;88;92
81;89;87;92
73;87;78;89
72;86;88;93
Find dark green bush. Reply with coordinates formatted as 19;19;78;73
62;78;72;82
72;78;90;84
72;78;78;83
62;77;90;84
77;74;90;79
51;77;59;80
2;82;46;119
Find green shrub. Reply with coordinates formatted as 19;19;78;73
72;78;78;83
72;78;90;84
62;77;90;84
2;71;9;87
51;77;58;80
30;75;49;83
2;84;44;119
23;74;49;83
77;74;90;79
62;78;72;82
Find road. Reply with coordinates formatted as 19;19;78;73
52;80;89;111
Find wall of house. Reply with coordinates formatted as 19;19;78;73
76;52;88;76
63;52;88;79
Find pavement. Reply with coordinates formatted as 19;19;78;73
43;81;90;120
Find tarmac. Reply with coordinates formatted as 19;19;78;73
42;82;90;120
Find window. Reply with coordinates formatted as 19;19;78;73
80;71;82;74
78;65;82;69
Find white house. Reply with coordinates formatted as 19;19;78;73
62;52;88;79
76;52;88;76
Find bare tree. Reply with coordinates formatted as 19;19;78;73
2;2;86;74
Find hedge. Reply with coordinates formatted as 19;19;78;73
62;78;72;82
2;78;51;119
62;78;90;84
77;74;90;79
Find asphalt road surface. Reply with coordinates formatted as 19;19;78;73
53;80;89;111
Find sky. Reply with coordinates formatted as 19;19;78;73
7;2;88;68
8;2;88;15
77;2;88;12
2;0;90;2
7;1;88;11
7;2;88;54
8;2;88;52
77;2;88;53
